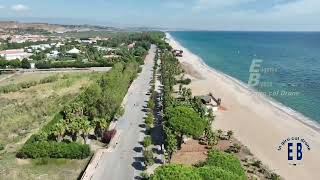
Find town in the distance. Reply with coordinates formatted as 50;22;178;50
0;21;277;180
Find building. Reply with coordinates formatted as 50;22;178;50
47;50;60;58
0;49;32;60
67;48;81;54
196;94;221;112
173;49;183;57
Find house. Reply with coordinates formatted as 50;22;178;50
79;38;93;44
0;49;32;60
30;63;36;69
172;49;183;57
127;42;135;49
67;48;81;54
47;50;60;58
55;42;65;48
196;94;221;112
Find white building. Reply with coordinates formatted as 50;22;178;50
0;49;32;60
67;48;81;54
47;50;60;58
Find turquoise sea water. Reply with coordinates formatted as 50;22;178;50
170;31;320;124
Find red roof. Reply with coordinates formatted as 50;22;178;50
0;49;25;55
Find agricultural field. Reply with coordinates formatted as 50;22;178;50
0;72;102;180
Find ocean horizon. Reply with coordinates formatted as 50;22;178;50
170;31;320;125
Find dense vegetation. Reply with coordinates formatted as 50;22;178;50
151;150;246;180
17;61;140;159
147;39;247;180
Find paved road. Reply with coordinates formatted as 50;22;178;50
91;45;156;180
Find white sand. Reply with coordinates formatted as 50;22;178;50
166;33;320;180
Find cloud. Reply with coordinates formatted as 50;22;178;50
0;5;5;9
11;4;29;11
193;0;256;11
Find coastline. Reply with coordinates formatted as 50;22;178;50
166;32;320;180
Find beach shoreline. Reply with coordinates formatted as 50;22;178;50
166;32;320;180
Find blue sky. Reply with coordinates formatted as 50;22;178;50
0;0;319;31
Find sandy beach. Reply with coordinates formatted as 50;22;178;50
166;33;320;180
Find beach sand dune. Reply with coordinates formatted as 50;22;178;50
166;33;320;180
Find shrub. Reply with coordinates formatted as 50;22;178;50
140;171;150;180
17;141;90;159
143;135;152;148
21;58;31;69
0;143;4;151
143;149;154;166
252;160;262;168
200;150;246;178
198;166;243;180
177;78;191;85
225;143;241;153
147;99;155;110
0;75;59;94
151;164;201;180
40;75;59;84
145;112;154;127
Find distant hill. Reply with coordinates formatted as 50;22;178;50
0;21;122;33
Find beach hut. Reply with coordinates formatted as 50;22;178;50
196;94;221;112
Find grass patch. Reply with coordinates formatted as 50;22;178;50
0;72;100;180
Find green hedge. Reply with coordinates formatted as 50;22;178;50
35;61;112;69
17;141;90;159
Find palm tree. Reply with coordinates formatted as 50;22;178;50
181;87;187;99
52;120;66;142
227;130;234;140
217;129;223;138
68;117;82;142
80;117;92;144
186;88;192;100
93;117;109;140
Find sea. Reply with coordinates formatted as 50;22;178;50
170;31;320;125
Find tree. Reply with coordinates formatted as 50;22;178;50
199;150;246;178
8;59;21;68
68;117;82;142
206;129;218;148
93;117;109;139
79;117;92;144
181;87;187;99
166;106;207;147
151;164;202;180
186;88;192;100
0;59;7;68
147;99;155;110
115;106;125;119
217;129;223;138
143;149;154;167
143;135;152;148
179;84;183;94
227;130;233;140
164;127;177;162
198;166;242;180
145;112;154;128
21;58;31;69
52;120;66;142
